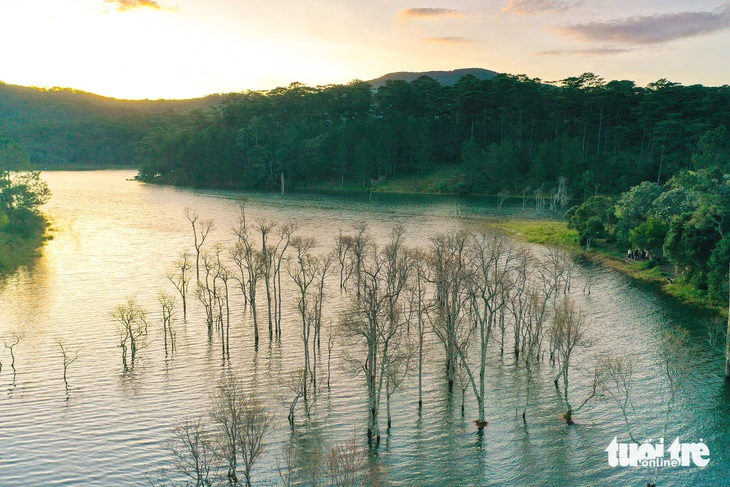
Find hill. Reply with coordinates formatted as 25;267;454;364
0;82;222;168
367;68;499;88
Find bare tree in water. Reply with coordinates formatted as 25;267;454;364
210;373;272;487
327;434;366;487
518;288;548;424
659;328;692;439
55;338;79;392
457;229;515;430
212;246;232;357
286;368;307;426
159;292;176;356
599;354;643;442
582;261;600;295
341;227;412;447
312;251;335;394
428;230;469;390
185;207;214;285
232;214;264;344
335;228;354;291
598;329;691;487
236;394;273;487
288;236;319;402
166;417;218;487
508;250;530;361
112;298;148;370
254;218;276;339
3;334;21;373
349;223;371;299
550;297;599;424
277;432;368;487
286;237;335;407
196;250;218;334
166;250;192;321
408;248;431;410
272;223;297;336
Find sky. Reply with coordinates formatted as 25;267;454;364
0;0;729;100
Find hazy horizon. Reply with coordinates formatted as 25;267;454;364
1;1;729;100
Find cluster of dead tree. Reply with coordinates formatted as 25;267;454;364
187;204;296;356
151;372;273;487
112;203;297;373
154;207;602;438
112;204;697;485
158;391;374;487
336;224;597;439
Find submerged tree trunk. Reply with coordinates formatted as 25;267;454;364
725;264;730;379
563;367;574;425
417;266;425;409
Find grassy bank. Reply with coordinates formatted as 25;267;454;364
37;164;139;171
0;213;50;274
492;219;580;246
493;218;726;315
305;164;477;196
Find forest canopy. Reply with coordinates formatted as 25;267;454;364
132;73;730;198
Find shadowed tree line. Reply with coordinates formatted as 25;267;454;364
136;74;730;197
566;125;730;302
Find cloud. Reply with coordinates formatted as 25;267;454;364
560;4;730;44
397;8;465;22
535;47;634;56
502;0;584;15
426;36;474;44
105;0;165;12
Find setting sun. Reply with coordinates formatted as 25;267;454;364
2;0;729;99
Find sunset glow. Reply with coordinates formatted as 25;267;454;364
1;0;729;99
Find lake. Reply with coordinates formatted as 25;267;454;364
0;170;727;486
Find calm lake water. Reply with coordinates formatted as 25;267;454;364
0;170;728;486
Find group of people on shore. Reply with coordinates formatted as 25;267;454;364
627;248;652;261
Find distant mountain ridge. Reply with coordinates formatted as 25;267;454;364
367;68;500;88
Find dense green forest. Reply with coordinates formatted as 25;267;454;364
567;147;730;302
135;73;730;198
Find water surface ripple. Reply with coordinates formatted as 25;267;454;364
0;171;727;486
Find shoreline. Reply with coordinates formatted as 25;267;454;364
493;218;726;316
0;212;50;275
36;169;723;314
38;164;140;172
